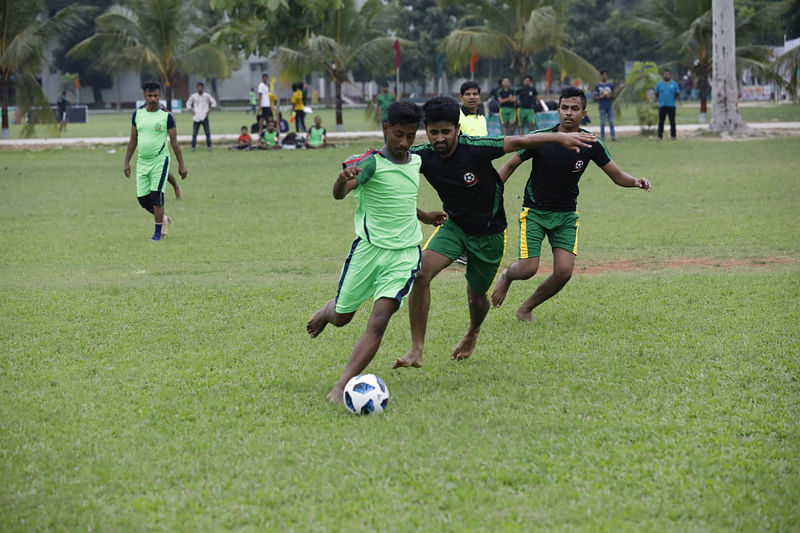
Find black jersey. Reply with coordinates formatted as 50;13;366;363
516;86;538;109
517;125;612;212
412;136;507;236
496;88;515;108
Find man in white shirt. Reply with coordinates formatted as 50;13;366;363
186;82;217;152
257;73;273;136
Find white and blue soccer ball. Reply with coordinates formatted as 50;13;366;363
343;374;390;415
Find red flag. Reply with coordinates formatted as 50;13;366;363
469;49;478;74
75;74;80;90
393;39;401;70
545;68;551;90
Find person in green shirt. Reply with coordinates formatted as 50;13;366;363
123;81;187;242
306;115;328;149
375;81;396;125
306;101;446;403
258;119;280;149
248;87;257;114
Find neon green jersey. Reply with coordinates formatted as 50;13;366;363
376;92;396;121
343;149;422;249
308;125;326;146
261;129;279;147
132;106;174;160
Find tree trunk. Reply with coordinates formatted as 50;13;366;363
711;0;746;134
1;75;9;138
166;82;173;112
115;74;121;112
335;79;343;131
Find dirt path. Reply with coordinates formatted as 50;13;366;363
570;256;793;275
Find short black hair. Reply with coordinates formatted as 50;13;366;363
460;81;481;95
600;70;608;76
559;86;587;110
422;96;460;126
387;101;422;126
197;82;205;87
381;81;389;88
241;125;248;129
142;81;161;92
523;75;532;82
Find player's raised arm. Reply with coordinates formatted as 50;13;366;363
333;166;360;199
167;125;188;179
498;152;524;183
601;160;651;191
503;131;596;154
123;124;137;178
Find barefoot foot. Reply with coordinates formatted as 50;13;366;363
515;308;536;322
450;330;480;361
490;269;511;307
393;349;423;369
306;307;330;338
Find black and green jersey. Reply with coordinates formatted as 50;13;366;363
411;136;507;236
517;125;612;212
496;88;515;108
132;106;175;160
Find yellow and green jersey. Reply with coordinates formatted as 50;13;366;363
132;106;174;160
342;149;422;249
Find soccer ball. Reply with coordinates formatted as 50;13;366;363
343;374;390;415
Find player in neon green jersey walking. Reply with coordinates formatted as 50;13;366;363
123;81;187;242
306;101;447;403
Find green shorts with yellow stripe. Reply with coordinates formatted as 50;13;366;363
500;107;516;124
423;218;506;294
518;207;580;258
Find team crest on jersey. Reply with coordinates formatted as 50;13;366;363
463;172;477;186
572;160;585;172
154;123;163;131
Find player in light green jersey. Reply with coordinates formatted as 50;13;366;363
123;81;187;241
306;101;447;403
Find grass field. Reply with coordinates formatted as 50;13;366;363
6;101;800;139
1;136;799;531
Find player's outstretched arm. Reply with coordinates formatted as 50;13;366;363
503;131;596;154
498;153;524;183
416;208;447;226
333;166;360;199
123;125;137;178
601;161;651;191
168;127;188;179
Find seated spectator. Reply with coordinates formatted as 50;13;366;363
230;125;253;150
306;116;328;149
259;120;280;149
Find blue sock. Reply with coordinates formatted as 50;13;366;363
153;223;162;237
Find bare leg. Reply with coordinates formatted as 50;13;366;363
153;205;164;224
328;298;399;402
393;250;452;369
516;248;575;322
306;299;354;338
491;257;540;307
450;284;490;361
167;173;182;199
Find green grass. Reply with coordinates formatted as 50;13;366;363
1;137;799;531
6;102;800;139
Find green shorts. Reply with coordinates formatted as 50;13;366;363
136;156;170;198
518;207;580;258
423;218;506;294
500;107;516;124
518;108;535;129
335;238;421;314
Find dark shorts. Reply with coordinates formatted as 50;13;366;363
259;107;274;122
423;219;506;295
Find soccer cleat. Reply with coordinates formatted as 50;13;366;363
150;234;161;242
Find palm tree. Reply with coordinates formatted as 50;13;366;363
273;0;400;130
70;0;233;111
0;0;93;137
441;0;598;84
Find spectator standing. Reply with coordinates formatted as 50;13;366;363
257;73;273;136
186;82;217;152
655;69;681;140
248;88;257;114
376;81;396;126
291;82;306;132
497;76;516;136
516;75;538;134
57;91;69;132
592;70;616;141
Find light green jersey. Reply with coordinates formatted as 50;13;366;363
133;106;173;160
308;125;326;146
344;149;422;249
261;129;279;147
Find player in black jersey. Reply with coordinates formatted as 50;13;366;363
393;96;596;369
491;87;651;322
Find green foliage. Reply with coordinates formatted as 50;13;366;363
1;138;799;529
617;61;660;132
